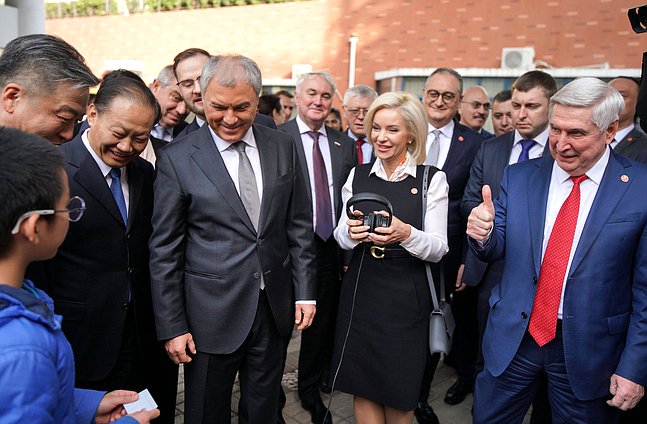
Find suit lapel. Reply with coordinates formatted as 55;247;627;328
569;152;631;274
287;120;313;205
190;125;256;234
65;137;126;227
326;129;344;213
255;126;277;235
126;161;142;232
527;156;553;276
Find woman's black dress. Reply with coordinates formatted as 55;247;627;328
329;164;433;411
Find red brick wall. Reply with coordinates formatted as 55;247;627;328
46;0;645;98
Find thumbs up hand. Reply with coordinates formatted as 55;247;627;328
467;185;496;241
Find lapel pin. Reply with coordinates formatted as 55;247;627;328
628;137;634;142
411;188;418;195
334;141;341;147
621;174;629;183
458;136;464;142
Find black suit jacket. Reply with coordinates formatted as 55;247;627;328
614;126;647;160
149;124;316;354
278;119;356;223
461;131;550;285
31;135;158;380
440;121;482;239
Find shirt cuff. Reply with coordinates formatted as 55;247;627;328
296;300;316;305
475;227;493;249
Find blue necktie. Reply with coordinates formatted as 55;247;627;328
517;139;536;163
109;168;128;225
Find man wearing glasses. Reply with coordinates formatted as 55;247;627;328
172;48;276;140
459;86;494;140
151;65;188;143
416;67;482;424
342;85;378;165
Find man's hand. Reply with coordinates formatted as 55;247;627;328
95;390;137;424
454;263;467;292
370;213;411;246
608;374;645;411
295;303;316;330
164;332;196;364
466;185;495;241
128;409;161;424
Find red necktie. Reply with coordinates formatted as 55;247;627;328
309;131;333;240
528;174;588;346
356;138;365;164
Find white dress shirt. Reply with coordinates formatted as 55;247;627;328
508;127;549;165
425;120;455;169
82;129;129;216
334;154;449;262
542;147;610;318
296;116;336;230
208;126;263;205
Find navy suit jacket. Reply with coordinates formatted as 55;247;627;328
461;131;550;285
614;126;647;160
471;151;647;400
30;135;159;380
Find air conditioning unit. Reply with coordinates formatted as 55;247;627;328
501;47;535;70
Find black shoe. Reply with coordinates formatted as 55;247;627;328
414;402;439;424
443;377;473;405
301;397;333;424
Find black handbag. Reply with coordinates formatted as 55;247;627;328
421;165;455;354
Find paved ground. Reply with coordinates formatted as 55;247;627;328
173;332;532;423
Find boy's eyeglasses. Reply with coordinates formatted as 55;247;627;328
11;196;86;235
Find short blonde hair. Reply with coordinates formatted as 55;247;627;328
364;91;428;165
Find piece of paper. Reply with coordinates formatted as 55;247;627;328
123;389;158;414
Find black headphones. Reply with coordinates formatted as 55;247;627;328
346;192;394;232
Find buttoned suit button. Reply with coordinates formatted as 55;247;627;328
521;312;528;319
253;272;261;279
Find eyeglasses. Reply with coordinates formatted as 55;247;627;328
177;76;201;90
11;196;86;235
345;108;369;117
425;90;458;103
462;101;491;110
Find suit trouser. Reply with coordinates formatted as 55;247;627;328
298;236;342;402
473;325;619;424
184;290;284;424
76;304;178;424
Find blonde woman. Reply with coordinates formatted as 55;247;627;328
330;92;449;423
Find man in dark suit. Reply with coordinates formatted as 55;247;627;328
29;75;177;423
150;65;188;142
460;86;495;140
462;70;557;423
172;48;276;141
150;54;316;424
278;72;356;424
467;77;647;423
342;85;378;165
609;77;647;160
0;34;98;145
415;68;482;422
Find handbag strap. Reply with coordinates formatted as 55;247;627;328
421;165;446;309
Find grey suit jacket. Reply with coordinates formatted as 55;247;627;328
614;126;647;160
149;124;316;354
278;119;356;222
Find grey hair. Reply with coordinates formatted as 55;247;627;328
156;65;177;86
0;34;98;93
549;77;624;133
426;67;464;94
295;72;337;96
343;85;378;106
201;54;262;97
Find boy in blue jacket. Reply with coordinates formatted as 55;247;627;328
0;127;160;423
